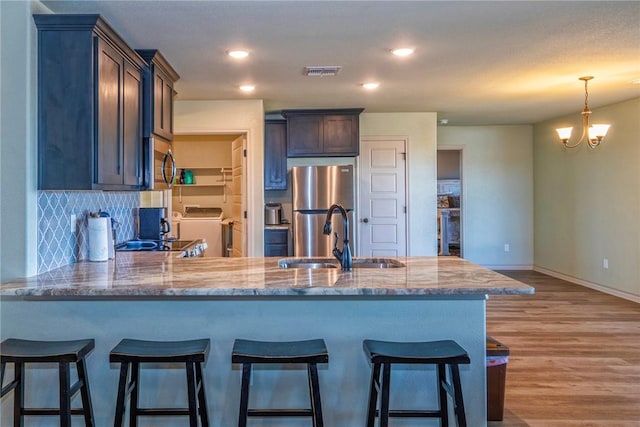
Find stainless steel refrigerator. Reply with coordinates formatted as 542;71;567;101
292;165;354;257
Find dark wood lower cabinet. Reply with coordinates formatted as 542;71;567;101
264;228;288;256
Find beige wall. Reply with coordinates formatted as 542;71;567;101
533;97;640;299
0;1;47;281
438;125;534;268
360;113;438;255
173;100;265;256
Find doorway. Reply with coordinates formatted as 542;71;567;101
437;149;462;257
172;132;248;256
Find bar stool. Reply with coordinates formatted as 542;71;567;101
0;338;96;427
363;339;470;427
109;338;210;427
231;338;329;427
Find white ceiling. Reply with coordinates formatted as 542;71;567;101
40;0;640;125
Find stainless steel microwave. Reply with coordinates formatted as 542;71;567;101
144;137;176;190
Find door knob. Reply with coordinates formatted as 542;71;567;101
362;218;369;223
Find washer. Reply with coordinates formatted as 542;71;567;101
178;207;224;257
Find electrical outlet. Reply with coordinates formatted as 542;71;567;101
70;214;76;233
603;258;609;269
504;243;510;252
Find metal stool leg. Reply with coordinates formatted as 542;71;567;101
366;362;381;427
449;364;467;427
307;363;324;427
76;358;95;427
195;362;210;427
237;363;251;427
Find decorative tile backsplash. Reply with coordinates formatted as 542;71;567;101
38;191;139;273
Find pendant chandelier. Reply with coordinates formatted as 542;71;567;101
556;76;610;149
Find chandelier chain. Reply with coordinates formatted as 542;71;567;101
584;79;589;110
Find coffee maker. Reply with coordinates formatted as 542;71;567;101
138;207;170;241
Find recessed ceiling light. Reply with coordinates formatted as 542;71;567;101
391;47;415;57
239;85;255;93
362;82;380;90
227;50;249;59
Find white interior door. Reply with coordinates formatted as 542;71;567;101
358;138;407;257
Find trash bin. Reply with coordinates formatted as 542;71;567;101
486;336;509;421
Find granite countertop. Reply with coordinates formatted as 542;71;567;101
0;254;534;298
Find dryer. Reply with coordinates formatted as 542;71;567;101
178;207;224;257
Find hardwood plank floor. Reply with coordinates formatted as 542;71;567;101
487;270;640;427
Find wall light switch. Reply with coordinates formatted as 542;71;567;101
504;243;510;252
70;214;76;233
603;258;609;269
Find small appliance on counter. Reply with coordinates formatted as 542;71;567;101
115;239;207;258
265;203;283;225
138;207;170;240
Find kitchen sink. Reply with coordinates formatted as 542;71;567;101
279;260;339;269
352;258;405;268
278;258;405;269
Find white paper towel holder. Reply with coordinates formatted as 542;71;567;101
88;217;109;262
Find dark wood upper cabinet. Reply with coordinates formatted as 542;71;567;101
264;119;288;190
136;50;180;142
282;108;364;157
34;14;145;190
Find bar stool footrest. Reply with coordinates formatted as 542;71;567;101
22;408;88;416
378;409;443;418
248;408;313;417
135;408;192;416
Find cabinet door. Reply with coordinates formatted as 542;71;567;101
264;229;288;256
153;69;174;140
123;61;143;186
287;114;324;156
264;120;287;190
96;39;123;185
323;114;359;155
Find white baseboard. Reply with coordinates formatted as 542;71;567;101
534;266;640;304
482;264;533;271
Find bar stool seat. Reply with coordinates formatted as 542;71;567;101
1;338;95;427
110;338;210;427
363;339;470;427
232;338;329;427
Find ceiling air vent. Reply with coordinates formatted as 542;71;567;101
304;66;342;77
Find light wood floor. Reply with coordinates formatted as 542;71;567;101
486;270;640;427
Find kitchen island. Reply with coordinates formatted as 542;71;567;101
1;255;532;427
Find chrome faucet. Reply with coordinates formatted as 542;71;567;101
323;204;352;271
